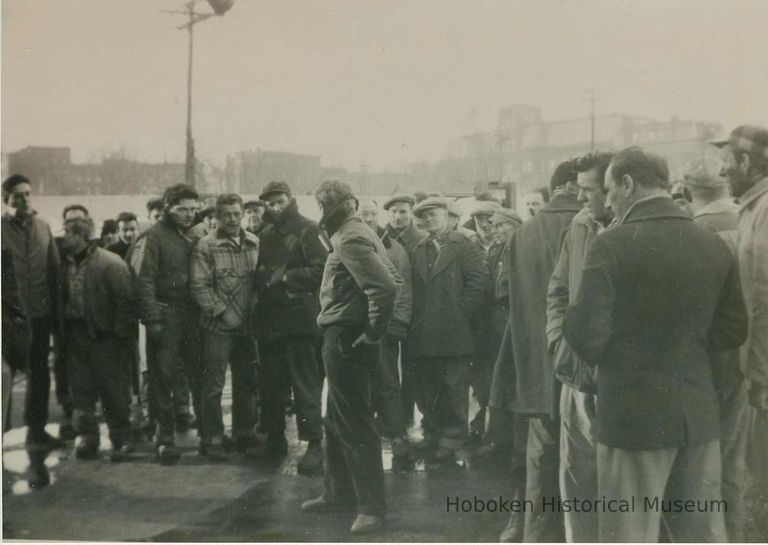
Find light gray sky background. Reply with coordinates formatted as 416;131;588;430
2;0;767;171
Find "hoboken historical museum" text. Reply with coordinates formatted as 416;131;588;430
446;496;727;514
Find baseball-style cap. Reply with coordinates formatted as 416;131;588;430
489;208;523;226
259;181;292;201
710;125;768;160
447;200;463;218
470;200;502;217
383;194;416;210
413;196;449;218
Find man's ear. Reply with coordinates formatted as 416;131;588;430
565;180;579;195
622;174;635;196
738;153;752;175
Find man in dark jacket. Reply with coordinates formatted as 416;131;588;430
134;183;203;463
490;160;581;542
57;216;135;462
359;198;415;471
545;151;614;542
1;175;64;450
565;147;747;542
250;181;328;475
106;212;140;260
407;197;487;467
681;155;749;542
301;181;396;534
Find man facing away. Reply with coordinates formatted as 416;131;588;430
190;193;260;461
358;198;415;471
249;181;328;475
565;146;747;542
1;175;64;450
545;151;614;542
490;159;582;542
302;181;396;534
134;183;204;463
57;216;135;462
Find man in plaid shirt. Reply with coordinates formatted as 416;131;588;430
190;193;261;461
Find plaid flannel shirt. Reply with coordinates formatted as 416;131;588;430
190;229;260;334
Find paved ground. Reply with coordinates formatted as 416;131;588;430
3;373;768;542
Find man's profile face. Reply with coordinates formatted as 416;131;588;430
577;168;612;223
167;198;197;229
388;202;412;230
217;203;243;237
421;208;449;235
118;220;139;244
358;200;379;232
604;164;632;220
266;193;291;215
9;182;33;215
721;145;752;198
148;208;163;225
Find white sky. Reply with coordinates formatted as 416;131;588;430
2;0;767;171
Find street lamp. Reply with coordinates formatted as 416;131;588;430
161;0;234;188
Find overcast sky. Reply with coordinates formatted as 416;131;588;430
2;0;767;171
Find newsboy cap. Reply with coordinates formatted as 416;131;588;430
413;196;449;218
470;200;502;217
259;181;292;201
710;125;768;161
383;194;416;210
447;200;464;218
489;208;522;226
680;156;728;190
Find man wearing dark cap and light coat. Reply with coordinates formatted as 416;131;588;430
490;160;582;542
407;197;487;467
250;181;328;475
302;181;397;534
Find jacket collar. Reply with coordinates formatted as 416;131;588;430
414;229;464;280
738;176;768;213
541;191;582;214
211;228;259;248
694;198;739;219
4;209;38;226
571;206;610;233
319;202;357;237
621;195;689;225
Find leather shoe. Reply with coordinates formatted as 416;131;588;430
350;514;384;534
301;495;354;514
296;441;323;476
156;443;181;465
499;511;524;542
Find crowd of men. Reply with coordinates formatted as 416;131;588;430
1;124;767;540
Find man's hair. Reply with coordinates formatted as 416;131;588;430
62;204;90;219
533;186;550;203
549;159;578;191
413;191;429;203
215;193;243;213
146;197;164;213
64;216;95;240
575;151;615;187
315;180;356;208
101;219;119;237
116;211;138;225
162;184;199;209
2;174;31;204
608;147;669;189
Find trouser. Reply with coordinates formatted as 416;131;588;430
524;415;564;542
372;334;407;439
52;330;74;422
322;325;386;516
720;383;749;542
469;351;494;436
67;321;131;447
200;330;257;444
414;356;471;451
145;305;203;444
259;336;322;442
597;439;726;542
559;384;598;543
24;315;54;435
400;348;416;428
511;413;528;486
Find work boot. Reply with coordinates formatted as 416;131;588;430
27;460;50;489
26;430;65;450
247;434;288;462
74;437;101;461
499;511;524;542
297;440;323;476
350;514;384;534
155;442;181;465
391;437;415;472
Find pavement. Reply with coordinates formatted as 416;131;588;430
4;373;768;542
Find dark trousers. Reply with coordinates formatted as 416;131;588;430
524;415;564;543
469;351;494;435
52;330;74;421
400;351;416;428
200;330;257;443
259;336;322;442
720;383;749;542
322;325;386;516
145;306;203;444
372;334;407;439
24;316;54;435
67;321;131;447
414;355;470;451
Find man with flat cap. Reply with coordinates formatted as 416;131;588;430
383;194;427;254
250;180;328;475
715;124;768;505
407;197;487;467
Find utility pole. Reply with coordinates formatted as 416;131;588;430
587;89;598;151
